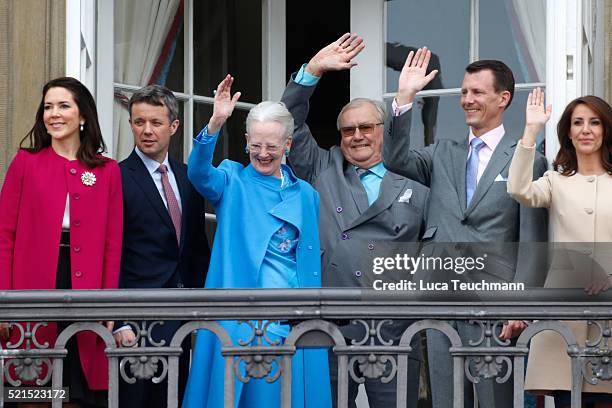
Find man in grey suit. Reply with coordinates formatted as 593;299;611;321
281;33;428;408
383;48;548;408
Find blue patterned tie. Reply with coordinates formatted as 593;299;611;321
465;137;485;205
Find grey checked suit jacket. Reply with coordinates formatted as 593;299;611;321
282;79;429;295
383;109;548;285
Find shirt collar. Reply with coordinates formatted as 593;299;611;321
135;147;170;175
355;161;387;178
468;124;505;151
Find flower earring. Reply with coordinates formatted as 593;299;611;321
80;122;84;132
244;145;250;154
285;148;290;157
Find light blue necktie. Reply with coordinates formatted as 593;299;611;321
465;137;485;205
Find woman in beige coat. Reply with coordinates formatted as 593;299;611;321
507;90;612;407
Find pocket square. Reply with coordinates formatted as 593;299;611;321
494;174;507;182
398;188;413;203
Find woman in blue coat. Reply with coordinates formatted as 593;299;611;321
182;74;331;408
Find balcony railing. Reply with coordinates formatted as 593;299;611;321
1;289;611;408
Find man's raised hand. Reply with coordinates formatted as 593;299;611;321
208;74;241;134
305;33;365;77
396;47;438;106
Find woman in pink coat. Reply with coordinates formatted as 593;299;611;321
0;77;123;406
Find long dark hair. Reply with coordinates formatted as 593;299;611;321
553;95;612;176
20;77;107;168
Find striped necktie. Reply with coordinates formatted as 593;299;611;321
158;164;182;245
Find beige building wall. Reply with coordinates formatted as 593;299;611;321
0;0;65;185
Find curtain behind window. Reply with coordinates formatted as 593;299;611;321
113;0;181;160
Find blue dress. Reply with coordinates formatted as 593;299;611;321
182;128;331;408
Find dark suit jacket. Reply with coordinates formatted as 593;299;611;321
119;150;209;290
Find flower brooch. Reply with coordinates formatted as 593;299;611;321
81;171;96;186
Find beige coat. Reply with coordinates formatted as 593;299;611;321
507;142;612;393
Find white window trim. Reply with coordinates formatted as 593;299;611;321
262;0;286;101
350;0;384;100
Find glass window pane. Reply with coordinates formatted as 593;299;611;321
479;0;546;83
193;103;250;168
193;0;262;103
169;102;185;163
114;0;184;88
386;0;470;93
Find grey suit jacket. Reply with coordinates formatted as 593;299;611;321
383;109;548;286
282;79;429;292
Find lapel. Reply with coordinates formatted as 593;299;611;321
169;158;188;248
450;139;469;212
126;150;175;233
344;163;370;214
346;172;406;230
465;134;515;215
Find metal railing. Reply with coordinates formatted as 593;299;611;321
1;289;611;407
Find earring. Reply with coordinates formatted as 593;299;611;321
80;122;84;132
285;148;290;157
244;145;250;154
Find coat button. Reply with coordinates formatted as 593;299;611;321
355;270;362;277
336;207;343;213
74;271;82;278
313;271;319;276
307;245;312;250
341;233;349;240
73;220;81;227
69;168;77;175
368;243;374;250
587;176;595;182
73;246;81;253
585;208;594;214
73;193;80;200
177;283;184;288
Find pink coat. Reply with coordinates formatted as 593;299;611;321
0;147;123;390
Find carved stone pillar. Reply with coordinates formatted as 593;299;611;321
0;0;65;185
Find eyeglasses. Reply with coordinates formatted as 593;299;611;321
339;123;383;137
249;143;283;154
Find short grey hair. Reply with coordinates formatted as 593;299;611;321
336;98;387;130
128;84;179;123
246;101;294;141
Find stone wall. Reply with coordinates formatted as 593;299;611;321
0;0;65;185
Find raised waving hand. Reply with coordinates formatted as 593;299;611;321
208;74;242;134
521;87;552;147
305;33;365;77
396;47;439;105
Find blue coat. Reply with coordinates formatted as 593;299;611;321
183;130;331;408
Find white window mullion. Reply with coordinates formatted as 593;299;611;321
184;0;194;158
262;0;285;101
97;0;114;157
469;0;479;62
350;0;384;100
65;0;81;80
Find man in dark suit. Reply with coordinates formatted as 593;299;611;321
281;33;428;408
114;84;210;408
383;48;548;408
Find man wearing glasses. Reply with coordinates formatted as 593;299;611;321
281;33;428;408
